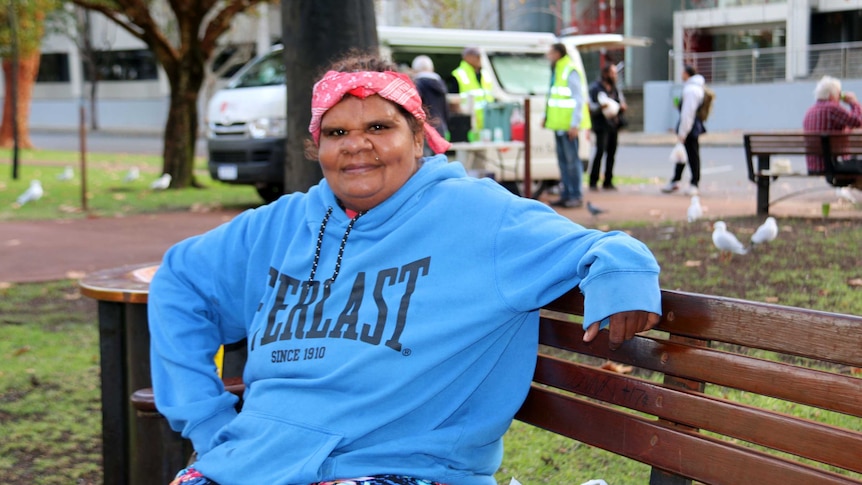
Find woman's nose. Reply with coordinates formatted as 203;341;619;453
340;130;372;153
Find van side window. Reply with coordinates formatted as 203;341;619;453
230;51;286;89
489;53;550;96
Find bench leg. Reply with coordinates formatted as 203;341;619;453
756;155;770;215
649;468;692;485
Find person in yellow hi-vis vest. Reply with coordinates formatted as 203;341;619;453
544;42;591;209
451;46;494;131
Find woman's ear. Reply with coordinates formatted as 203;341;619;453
414;132;425;159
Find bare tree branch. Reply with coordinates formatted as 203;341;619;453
201;0;261;56
70;0;179;66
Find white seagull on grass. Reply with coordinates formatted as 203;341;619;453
124;166;140;183
150;173;172;190
712;221;747;260
750;216;778;248
57;166;74;181
687;195;703;222
16;180;44;206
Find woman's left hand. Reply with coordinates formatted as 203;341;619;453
583;310;661;350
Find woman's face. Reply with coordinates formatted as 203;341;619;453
318;95;424;212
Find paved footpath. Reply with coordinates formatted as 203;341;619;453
3;181;856;284
1;211;239;283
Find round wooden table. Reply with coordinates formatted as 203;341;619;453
80;263;183;485
80;262;247;484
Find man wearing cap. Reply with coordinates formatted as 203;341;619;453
544;42;590;209
451;46;494;131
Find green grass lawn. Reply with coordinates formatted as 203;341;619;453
0;148;261;221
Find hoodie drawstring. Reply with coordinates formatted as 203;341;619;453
308;207;365;285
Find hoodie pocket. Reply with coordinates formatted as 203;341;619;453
197;410;343;484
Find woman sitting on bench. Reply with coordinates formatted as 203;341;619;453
802;75;862;187
148;52;662;485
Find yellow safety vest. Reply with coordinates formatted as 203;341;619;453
545;55;592;131
451;60;494;129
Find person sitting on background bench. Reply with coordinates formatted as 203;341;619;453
149;51;662;485
802;75;862;186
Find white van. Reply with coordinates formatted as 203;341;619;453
206;26;650;202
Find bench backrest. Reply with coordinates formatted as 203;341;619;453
743;131;862;182
744;132;828;157
516;289;862;485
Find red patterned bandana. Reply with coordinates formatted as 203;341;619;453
309;70;451;155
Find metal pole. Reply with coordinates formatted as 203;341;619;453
79;100;88;212
523;98;531;199
497;0;504;30
10;0;20;180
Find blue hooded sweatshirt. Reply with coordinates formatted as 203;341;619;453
148;155;661;485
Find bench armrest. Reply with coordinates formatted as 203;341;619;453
131;376;246;414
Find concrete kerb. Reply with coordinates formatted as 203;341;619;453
618;130;745;147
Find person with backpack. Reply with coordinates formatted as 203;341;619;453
662;64;708;196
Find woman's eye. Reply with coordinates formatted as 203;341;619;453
326;129;347;137
369;124;386;132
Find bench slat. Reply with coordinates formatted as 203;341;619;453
544;290;862;367
516;388;862;485
659;291;862;367
537;317;862;418
532;355;862;474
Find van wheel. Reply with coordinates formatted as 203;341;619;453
256;183;284;204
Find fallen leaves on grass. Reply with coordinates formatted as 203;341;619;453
13;346;31;357
601;361;634;374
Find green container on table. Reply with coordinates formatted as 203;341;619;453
483;102;519;141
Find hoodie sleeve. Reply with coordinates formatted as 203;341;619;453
148;208;261;455
493;198;661;328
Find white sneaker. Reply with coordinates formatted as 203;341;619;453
661;181;679;193
684;186;700;196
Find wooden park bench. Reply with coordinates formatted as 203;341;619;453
744;131;862;215
131;288;862;484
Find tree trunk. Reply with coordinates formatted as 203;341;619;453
162;53;206;189
282;0;379;194
0;54;41;149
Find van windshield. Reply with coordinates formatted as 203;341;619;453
229;50;285;88
488;53;551;96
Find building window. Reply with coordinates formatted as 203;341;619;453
37;53;71;83
83;49;159;81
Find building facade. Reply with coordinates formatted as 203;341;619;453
4;1;862;134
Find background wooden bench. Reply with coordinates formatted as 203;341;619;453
744;131;862;215
132;289;862;485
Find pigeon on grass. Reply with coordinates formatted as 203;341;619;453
586;201;606;219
